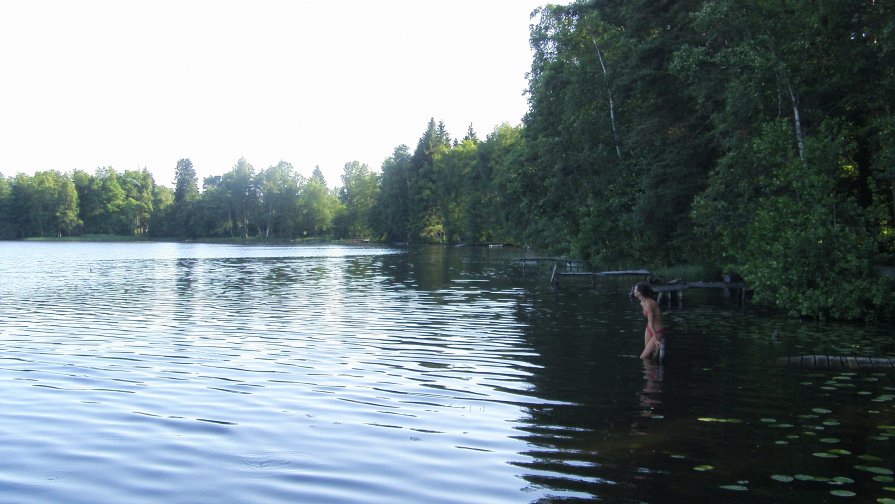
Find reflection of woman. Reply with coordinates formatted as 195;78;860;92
639;359;663;414
633;282;665;361
632;359;664;434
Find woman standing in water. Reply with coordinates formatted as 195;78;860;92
633;282;665;361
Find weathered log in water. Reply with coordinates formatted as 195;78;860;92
776;355;895;369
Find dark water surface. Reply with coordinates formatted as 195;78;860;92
0;242;892;503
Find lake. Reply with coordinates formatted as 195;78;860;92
0;241;892;503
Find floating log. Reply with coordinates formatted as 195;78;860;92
554;269;651;278
519;257;584;278
555;269;652;288
515;257;582;267
872;357;894;368
777;355;895;369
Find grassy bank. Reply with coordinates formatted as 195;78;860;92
22;234;368;246
24;234;149;242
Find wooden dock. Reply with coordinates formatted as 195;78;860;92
516;257;583;268
552;269;651;288
646;281;749;307
777;355;895;369
527;259;750;306
548;267;748;306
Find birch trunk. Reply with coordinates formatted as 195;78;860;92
891;177;895;226
590;34;622;162
265;200;273;239
787;81;805;163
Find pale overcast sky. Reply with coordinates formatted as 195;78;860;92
0;0;565;188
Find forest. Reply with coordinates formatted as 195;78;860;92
0;0;893;320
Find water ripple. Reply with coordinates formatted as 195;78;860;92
0;243;553;503
6;243;891;503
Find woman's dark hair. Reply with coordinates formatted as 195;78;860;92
634;282;653;297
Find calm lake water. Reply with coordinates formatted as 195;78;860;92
0;241;893;503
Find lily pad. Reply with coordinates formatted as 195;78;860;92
830;490;856;497
876;498;895;504
720;485;748;491
814;452;840;458
771;475;794;483
813;408;833;414
795;474;829;482
830;476;855;484
855;466;894;476
874;476;895;483
693;465;714;472
820;438;841;444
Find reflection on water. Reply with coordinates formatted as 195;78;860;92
0;242;893;503
637;361;663;421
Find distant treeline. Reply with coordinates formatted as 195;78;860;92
1;0;894;320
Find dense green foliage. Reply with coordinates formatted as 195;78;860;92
515;0;894;320
1;0;893;319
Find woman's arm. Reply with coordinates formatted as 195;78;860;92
645;302;657;339
640;301;658;359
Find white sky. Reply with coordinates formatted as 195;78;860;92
0;0;564;189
